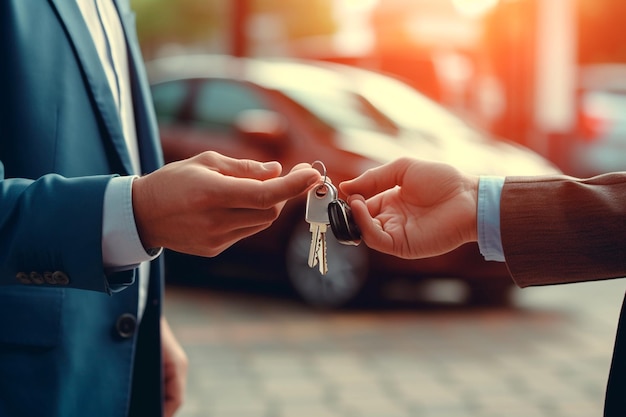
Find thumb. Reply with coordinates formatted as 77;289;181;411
340;158;413;199
224;165;321;209
254;167;321;207
347;194;393;255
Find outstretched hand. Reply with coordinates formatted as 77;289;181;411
132;151;321;257
339;158;479;259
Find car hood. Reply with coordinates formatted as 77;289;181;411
335;127;560;176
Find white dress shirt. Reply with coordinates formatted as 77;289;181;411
76;0;160;318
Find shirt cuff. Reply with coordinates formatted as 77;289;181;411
102;176;162;270
477;176;505;262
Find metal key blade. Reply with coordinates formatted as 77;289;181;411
318;230;328;275
308;223;321;268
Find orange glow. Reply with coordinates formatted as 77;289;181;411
452;0;499;17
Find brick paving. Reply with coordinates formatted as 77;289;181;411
164;278;626;417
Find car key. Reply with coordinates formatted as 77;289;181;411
305;179;337;275
328;199;362;246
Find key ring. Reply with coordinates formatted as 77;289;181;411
311;160;330;197
311;160;327;185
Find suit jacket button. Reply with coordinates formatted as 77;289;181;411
43;271;55;285
16;272;31;284
30;271;44;285
52;271;70;285
116;313;137;339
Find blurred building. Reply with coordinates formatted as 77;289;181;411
284;0;499;128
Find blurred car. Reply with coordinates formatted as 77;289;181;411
562;64;626;177
146;54;559;308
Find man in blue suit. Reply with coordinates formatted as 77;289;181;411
0;1;320;417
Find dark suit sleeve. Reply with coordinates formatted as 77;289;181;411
500;173;626;288
0;163;134;293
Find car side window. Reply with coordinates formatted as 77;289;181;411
151;81;188;124
192;80;267;133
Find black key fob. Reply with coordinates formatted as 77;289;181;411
328;199;361;246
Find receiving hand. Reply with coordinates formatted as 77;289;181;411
339;158;478;259
132;151;321;257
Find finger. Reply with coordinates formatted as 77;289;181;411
204;223;278;257
290;162;316;172
340;158;413;199
162;332;186;417
202;205;286;231
197;151;283;181
261;167;321;204
164;397;176;417
347;195;394;253
225;167;321;209
163;381;183;417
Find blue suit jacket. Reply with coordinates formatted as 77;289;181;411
0;1;164;416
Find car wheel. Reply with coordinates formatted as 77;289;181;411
285;221;370;308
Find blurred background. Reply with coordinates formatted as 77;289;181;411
134;0;626;177
130;0;626;415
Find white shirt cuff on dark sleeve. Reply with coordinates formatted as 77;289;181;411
477;176;505;262
102;176;162;270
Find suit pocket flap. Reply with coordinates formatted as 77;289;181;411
0;287;62;348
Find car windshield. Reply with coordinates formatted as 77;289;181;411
272;65;483;145
354;70;466;129
280;86;399;136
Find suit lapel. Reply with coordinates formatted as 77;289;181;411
48;0;135;175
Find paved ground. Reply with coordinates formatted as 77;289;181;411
164;277;626;417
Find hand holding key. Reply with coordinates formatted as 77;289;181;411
132;151;321;258
339;158;479;260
